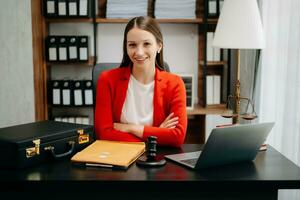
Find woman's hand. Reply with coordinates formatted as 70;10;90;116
114;123;131;133
114;123;143;138
159;113;179;129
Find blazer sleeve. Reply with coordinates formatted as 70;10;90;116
143;77;187;147
94;72;142;142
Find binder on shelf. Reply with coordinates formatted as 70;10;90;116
73;80;83;106
51;80;62;105
62;117;68;122
78;0;91;17
81;117;90;125
206;75;214;105
83;80;93;105
208;0;218;18
213;75;221;104
57;0;67;17
62;80;72;106
78;36;89;61
68;36;78;61
43;0;57;17
213;45;221;61
58;36;68;61
68;0;78;16
180;75;194;109
206;75;221;105
46;36;58;61
207;32;221;61
75;117;83;124
54;117;62;122
68;117;76;123
206;32;214;61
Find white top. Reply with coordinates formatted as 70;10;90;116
121;75;154;126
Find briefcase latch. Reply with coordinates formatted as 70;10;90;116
78;129;89;144
26;139;41;158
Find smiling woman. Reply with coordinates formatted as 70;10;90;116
94;16;187;147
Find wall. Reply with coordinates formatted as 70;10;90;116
0;0;35;128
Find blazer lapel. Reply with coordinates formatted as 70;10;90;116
153;68;167;126
114;67;131;122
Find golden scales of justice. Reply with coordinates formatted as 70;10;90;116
220;64;258;124
221;94;258;123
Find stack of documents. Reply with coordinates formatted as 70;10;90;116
155;0;196;19
207;32;221;61
106;0;148;19
71;140;145;169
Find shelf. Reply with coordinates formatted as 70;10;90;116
46;56;95;66
96;18;204;24
45;18;93;23
207;18;218;24
187;104;229;115
200;61;227;66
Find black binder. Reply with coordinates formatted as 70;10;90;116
73;80;83;106
68;36;78;61
46;36;58;61
181;76;193;109
62;80;72;106
78;0;91;17
208;0;219;18
78;36;89;61
43;0;57;17
58;36;68;61
57;0;67;17
83;80;93;105
68;0;78;17
0;121;94;168
50;80;62;105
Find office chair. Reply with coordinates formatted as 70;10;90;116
92;63;119;105
92;62;170;104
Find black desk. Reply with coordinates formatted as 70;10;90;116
1;144;300;200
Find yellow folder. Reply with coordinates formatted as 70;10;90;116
71;140;145;169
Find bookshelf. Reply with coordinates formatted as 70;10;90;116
31;0;230;143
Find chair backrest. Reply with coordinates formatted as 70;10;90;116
92;63;120;104
92;62;170;104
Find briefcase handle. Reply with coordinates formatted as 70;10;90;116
44;141;75;159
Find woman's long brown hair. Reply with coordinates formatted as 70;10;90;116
120;16;165;71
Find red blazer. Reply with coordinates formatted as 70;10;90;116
95;66;187;147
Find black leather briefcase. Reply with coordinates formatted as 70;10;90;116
0;120;95;168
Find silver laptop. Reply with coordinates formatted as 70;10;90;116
165;122;275;169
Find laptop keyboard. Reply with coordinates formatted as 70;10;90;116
180;158;198;166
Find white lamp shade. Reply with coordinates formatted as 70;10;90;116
212;0;265;49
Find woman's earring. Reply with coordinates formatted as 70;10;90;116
157;49;161;54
